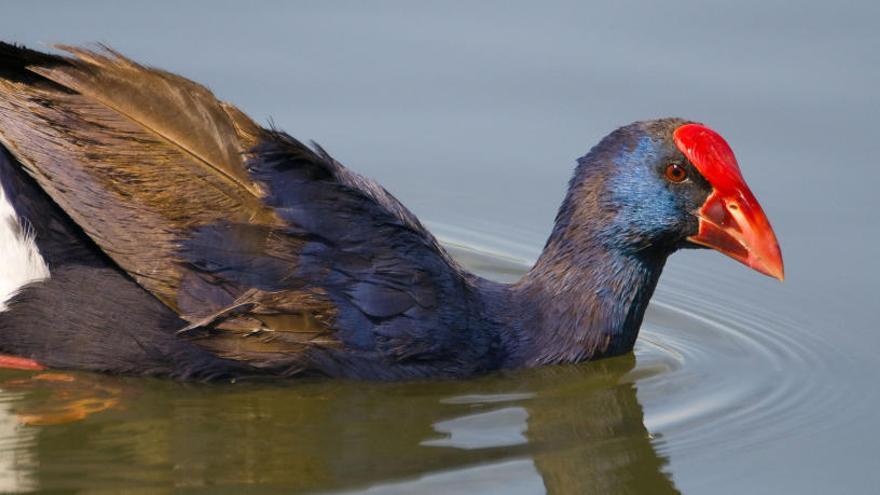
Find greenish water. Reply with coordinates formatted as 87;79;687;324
0;244;849;493
1;0;878;493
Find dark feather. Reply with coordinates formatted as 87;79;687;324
0;265;254;380
0;43;691;380
0;42;278;314
0;43;489;376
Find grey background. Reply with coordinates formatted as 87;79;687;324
1;1;877;493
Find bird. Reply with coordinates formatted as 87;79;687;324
0;43;783;381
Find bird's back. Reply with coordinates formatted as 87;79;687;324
0;43;496;379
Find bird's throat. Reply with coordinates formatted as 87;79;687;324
507;240;667;367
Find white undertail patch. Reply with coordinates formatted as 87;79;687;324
0;187;49;311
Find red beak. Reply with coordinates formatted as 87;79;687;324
673;124;784;281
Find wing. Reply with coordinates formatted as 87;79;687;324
0;43;477;374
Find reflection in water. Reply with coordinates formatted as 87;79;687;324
0;0;874;491
2;373;121;426
0;243;689;494
0;390;36;493
0;354;677;494
421;406;530;450
0;241;841;494
524;360;677;494
349;458;545;495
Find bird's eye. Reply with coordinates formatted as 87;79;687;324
665;163;687;183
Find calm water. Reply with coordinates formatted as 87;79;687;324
0;1;877;493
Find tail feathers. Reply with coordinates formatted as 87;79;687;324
0;186;49;311
0;41;69;87
0;265;254;380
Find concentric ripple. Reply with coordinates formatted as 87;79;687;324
443;233;859;463
637;287;852;459
0;233;862;494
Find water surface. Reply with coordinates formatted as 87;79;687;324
0;243;858;493
0;1;877;493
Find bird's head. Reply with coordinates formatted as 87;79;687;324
556;118;783;280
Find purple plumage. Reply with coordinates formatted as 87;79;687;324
0;43;782;380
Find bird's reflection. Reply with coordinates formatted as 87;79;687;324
3;354;678;493
523;357;678;494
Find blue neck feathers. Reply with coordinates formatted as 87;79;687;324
493;132;674;366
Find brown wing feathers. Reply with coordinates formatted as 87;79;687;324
32;45;268;201
0;44;472;375
0;44;276;304
0;44;341;368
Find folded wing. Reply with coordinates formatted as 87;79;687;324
0;44;474;374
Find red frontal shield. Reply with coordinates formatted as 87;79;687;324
673;124;784;280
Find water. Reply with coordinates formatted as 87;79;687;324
0;1;877;493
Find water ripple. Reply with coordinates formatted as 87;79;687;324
445;234;858;463
635;282;854;459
